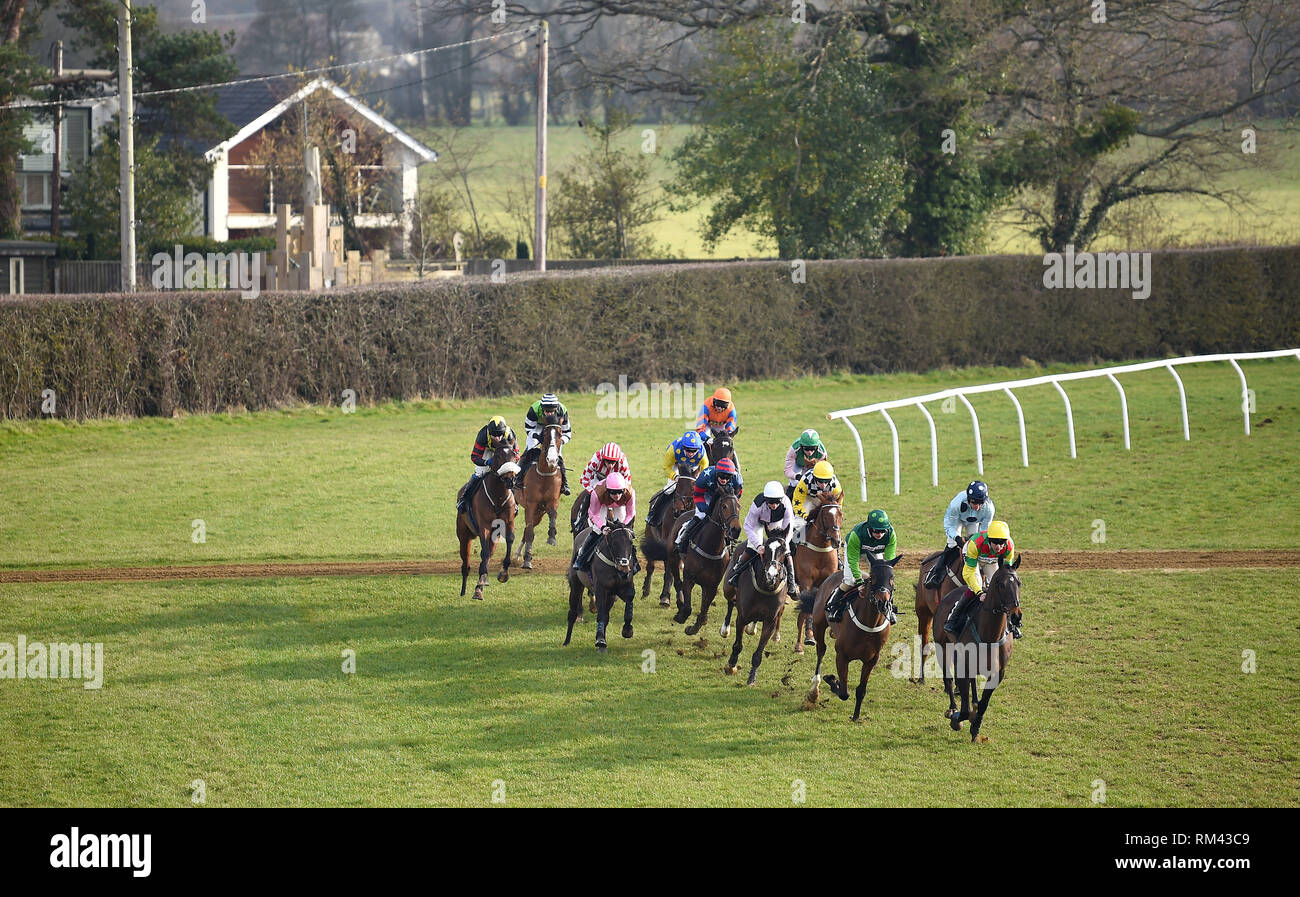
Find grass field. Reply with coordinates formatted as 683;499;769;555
412;123;1300;259
2;359;1299;806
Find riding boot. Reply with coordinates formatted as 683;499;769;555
674;515;700;552
573;531;599;572
559;457;570;495
646;490;665;528
825;585;846;622
783;555;798;599
571;491;591;534
727;549;754;587
457;473;480;514
924;546;950;589
517;447;537;482
944;590;973;634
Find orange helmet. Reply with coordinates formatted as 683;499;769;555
711;387;732;408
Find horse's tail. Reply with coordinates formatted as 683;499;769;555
642;536;669;562
797;588;817;616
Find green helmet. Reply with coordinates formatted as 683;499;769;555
797;429;821;448
866;509;891;532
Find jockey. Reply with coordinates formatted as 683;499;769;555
726;481;798;599
922;481;994;590
784;429;828;495
790;460;842;545
673;457;743;552
456;415;519;514
573;472;636;572
695;387;738;455
571;442;630;533
518;393;572;495
825;509;897;623
944;520;1019;636
646;430;707;527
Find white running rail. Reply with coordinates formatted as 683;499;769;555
828;349;1300;501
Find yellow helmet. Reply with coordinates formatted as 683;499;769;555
987;520;1011;541
812;460;834;480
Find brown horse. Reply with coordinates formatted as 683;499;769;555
792;499;843;654
512;423;563;569
720;535;789;685
640;461;698;607
456;445;519;600
933;555;1021;742
706;428;738;467
912;540;968;682
666;491;742;636
564;521;638;653
804;555;902;721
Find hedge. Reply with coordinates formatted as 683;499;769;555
2;245;1297;419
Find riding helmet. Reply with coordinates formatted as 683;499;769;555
967;481;989;503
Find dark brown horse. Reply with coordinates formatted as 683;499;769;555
792;499;843;654
720;535;789;685
705;428;738;467
564;521;638;653
512;423;563;569
456;445;519;600
665;491;742;636
804;555;902;721
912;540;968;682
933;555;1021;742
640;460;698;607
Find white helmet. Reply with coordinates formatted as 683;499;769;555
763;481;784;500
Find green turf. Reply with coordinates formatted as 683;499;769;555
2;358;1298;570
412;122;1300;259
0;569;1294;807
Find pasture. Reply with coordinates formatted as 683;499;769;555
2;358;1299;806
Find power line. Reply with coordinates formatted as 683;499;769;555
1;26;538;111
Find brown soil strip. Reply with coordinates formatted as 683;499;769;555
1;550;1297;585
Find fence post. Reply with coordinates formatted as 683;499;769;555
1004;388;1028;467
1229;359;1250;435
957;393;983;475
1053;380;1077;458
880;408;900;496
1106;373;1131;449
1166;364;1189;440
916;401;938;487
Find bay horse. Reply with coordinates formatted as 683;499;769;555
640;460;698;607
720;535;789;685
933;555;1021;742
512;423;563;569
456;444;519;600
564;521;638;653
912;540;969;683
804;555;902;721
666;491;741;636
792;499;843;654
706;428;738;468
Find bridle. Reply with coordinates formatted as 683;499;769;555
749;538;787;595
594;522;636;574
804;501;842;553
692;492;741;560
847;566;894;634
533;424;562;476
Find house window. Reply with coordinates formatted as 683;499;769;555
9;258;25;295
21;174;49;209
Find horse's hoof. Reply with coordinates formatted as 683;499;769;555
950;716;963;731
723;665;737;675
973;734;989;744
745;622;756;636
498;571;509;583
546;535;557;546
773;631;781;642
659;597;671;608
803;692;818;708
622;624;633;639
746;673;758;686
794;643;804;654
720;624;730;638
684;624;699;636
597;645;607;654
521;560;533;570
472;589;484;601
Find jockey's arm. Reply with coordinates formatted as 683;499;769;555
784;446;799;481
661;447;678;480
883;528;898;561
844;529;863;585
943;495;964;544
743;503;765;550
791;481;809;517
962;540;983;592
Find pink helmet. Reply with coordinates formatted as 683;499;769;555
604;472;628;491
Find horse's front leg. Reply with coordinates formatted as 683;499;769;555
641;559;655;599
473;533;494;600
725;615;745;675
498;523;513;583
746;616;778;686
563;575;585;646
685;581;717;636
519;510;536;569
952;675;972;731
805;621;829;706
673;569;693;626
594;586;611;653
851;651;880;721
546;506;558;546
621;579;635;639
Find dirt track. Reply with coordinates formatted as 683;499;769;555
2;550;1298;585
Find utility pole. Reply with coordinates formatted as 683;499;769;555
414;2;429;120
533;22;548;272
51;41;62;238
118;0;136;292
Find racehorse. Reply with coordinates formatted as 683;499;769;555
912;540;968;682
720;535;789;685
564;521;638;653
933;555;1021;742
664;491;741;636
456;444;519;600
706;427;738;467
640;460;698;607
512;423;563;569
804;555;902;721
792;499;843;654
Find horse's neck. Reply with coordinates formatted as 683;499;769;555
809;510;838;546
698;514;727;549
976;590;1007;640
851;584;885;624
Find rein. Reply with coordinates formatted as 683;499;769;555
532;426;562;477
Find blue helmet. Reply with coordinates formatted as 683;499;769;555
967;481;989;504
680;431;704;453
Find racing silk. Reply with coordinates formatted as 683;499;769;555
743;493;794;551
962;532;1017;592
589;483;636;530
943;491;994;540
784;440;828;482
845;521;897;583
692;465;744;511
695;401;738;436
661;437;708;480
579;448;629;492
791;469;843;518
471;424;518;465
523;400;572;445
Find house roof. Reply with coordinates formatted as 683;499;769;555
205;77;437;164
